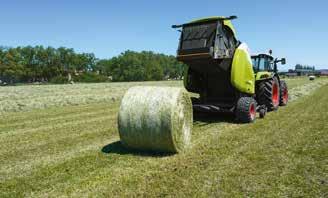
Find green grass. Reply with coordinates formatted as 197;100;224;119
280;77;309;88
0;77;315;114
0;78;327;197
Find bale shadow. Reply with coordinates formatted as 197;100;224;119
101;141;174;157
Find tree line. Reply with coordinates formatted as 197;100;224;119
0;46;185;84
294;64;315;71
96;50;184;82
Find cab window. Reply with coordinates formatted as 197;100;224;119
252;57;259;71
252;56;273;71
259;58;265;71
267;62;273;71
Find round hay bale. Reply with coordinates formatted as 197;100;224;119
118;86;192;153
309;75;315;81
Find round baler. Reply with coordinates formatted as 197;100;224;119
117;16;288;153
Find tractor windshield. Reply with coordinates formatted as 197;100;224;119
251;55;273;72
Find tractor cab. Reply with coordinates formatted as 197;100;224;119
252;53;286;72
251;54;274;72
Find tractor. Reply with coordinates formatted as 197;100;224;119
172;16;288;123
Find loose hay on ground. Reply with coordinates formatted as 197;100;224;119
289;80;328;101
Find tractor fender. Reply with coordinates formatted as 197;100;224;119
231;43;255;94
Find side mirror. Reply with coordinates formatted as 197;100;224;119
281;58;286;65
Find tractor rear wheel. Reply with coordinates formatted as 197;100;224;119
236;97;257;123
279;80;288;106
257;77;280;111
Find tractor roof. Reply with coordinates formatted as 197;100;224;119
187;16;237;36
251;53;274;59
172;16;237;36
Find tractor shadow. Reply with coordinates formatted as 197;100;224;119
101;141;174;157
193;111;236;124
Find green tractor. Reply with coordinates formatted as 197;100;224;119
172;16;288;123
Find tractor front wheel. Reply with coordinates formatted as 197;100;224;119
236;97;257;123
257;77;280;111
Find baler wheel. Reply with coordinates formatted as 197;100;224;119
236;97;257;123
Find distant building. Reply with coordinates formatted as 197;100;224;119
284;64;328;77
318;69;328;76
283;64;318;76
285;72;297;77
281;69;298;77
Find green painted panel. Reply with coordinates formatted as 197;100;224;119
255;71;273;81
231;43;255;94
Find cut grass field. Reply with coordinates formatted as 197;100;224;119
0;77;311;114
0;78;327;197
0;81;181;114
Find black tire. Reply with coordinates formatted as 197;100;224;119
236;97;257;123
279;80;288;106
259;108;266;118
257;77;280;111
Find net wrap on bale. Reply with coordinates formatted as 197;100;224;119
118;86;192;153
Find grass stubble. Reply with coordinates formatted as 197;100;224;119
0;77;327;197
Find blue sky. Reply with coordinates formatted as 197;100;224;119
0;0;327;69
